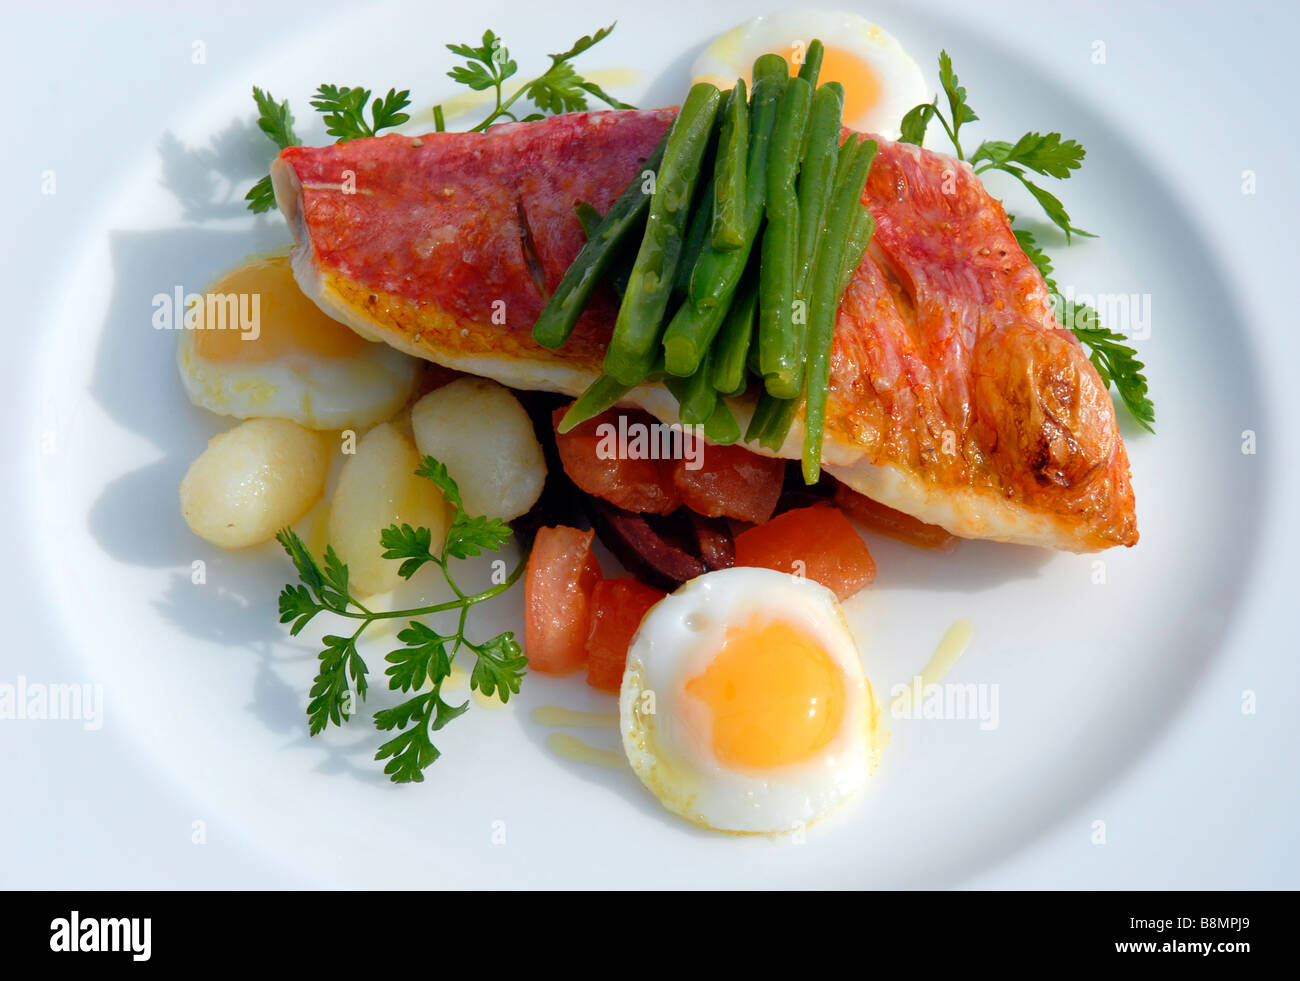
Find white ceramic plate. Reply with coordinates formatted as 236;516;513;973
8;0;1283;887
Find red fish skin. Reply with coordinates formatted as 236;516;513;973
837;141;1135;546
275;109;1137;550
279;109;675;367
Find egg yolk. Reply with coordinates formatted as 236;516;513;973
685;619;845;769
737;44;882;129
815;45;882;128
192;254;370;363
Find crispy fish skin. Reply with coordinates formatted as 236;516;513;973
272;110;1137;552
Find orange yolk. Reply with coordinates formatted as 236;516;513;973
192;254;370;363
685;619;845;769
815;45;882;128
742;45;882;129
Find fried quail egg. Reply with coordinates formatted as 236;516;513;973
620;567;881;833
691;10;928;139
176;254;420;430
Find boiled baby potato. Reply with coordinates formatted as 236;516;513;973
180;418;329;549
410;377;545;520
328;422;449;595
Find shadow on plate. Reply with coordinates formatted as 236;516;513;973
85;117;398;782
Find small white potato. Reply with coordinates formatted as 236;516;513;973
328;422;448;595
410;377;546;520
180;418;329;549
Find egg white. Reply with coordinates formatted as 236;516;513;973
691;9;928;139
177;329;420;431
620;567;880;834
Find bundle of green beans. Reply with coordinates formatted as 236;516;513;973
533;39;878;483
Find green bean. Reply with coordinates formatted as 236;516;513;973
758;394;802;451
532;133;668;349
710;268;758;394
574;200;602;237
743;391;801;450
797;38;824;86
743;390;780;443
665;349;718;425
802;135;878;483
675;172;716;296
661;293;731;376
574;200;638;298
838;206;876;295
711;81;749;250
558;374;635;432
796;83;845;294
757;74;812;399
603;83;722;385
558;346;669;432
687;55;787;310
702;396;741;444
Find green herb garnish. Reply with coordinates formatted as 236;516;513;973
310;85;412;142
244;87;301;213
276;456;528;784
245;23;631;213
1013;222;1154;429
900;51;1153;431
441;24;633;132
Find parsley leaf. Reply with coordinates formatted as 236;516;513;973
414;457;466;512
379;523;437;580
310;84;411;142
998;166;1093;242
251;86;301;149
415;456;514;558
374;687;468;784
307;631;368;735
244;87;301;214
438;22;633;133
526;60;588;116
385;622;452;692
469;632;528;703
550;22;618;62
937;50;977;158
1060;301;1156;431
444;514;514;560
971;131;1086;179
248;24;631;212
447;29;518;96
1010;220;1056;289
899;101;936;146
370;88;413;132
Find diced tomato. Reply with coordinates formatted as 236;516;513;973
552;406;680;514
585;578;666;693
832;483;958;550
524;526;603;675
672;440;785;524
733;505;876;600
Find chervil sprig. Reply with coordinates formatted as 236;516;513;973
310;84;412;142
243;83;408;213
246;23;632;210
275;456;528;783
1012;220;1154;431
900;50;1090;241
900;52;1153;431
436;23;633;133
244;87;302;213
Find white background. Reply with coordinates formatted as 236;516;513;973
0;0;1295;887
